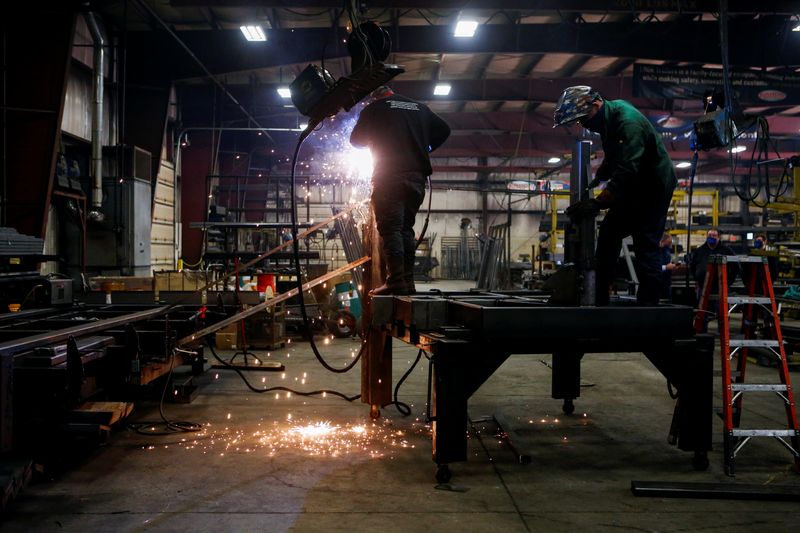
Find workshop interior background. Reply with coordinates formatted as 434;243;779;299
1;1;800;531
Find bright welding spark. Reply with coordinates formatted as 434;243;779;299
291;421;337;438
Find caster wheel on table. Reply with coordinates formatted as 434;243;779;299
435;464;451;484
562;399;575;415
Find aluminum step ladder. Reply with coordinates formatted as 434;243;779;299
694;254;800;475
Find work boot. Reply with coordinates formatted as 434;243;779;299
403;254;416;294
370;255;407;296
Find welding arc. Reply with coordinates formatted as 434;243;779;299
164;202;367;313
176;256;370;346
205;340;360;402
288;133;366;374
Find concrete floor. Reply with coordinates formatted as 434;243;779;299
3;280;800;532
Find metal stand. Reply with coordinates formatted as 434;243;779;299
229;257;264;367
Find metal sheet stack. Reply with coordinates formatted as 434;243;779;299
0;228;44;256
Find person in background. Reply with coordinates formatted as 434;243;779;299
659;232;678;301
749;233;779;288
554;85;677;305
351;86;450;295
690;227;738;301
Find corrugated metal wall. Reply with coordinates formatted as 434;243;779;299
151;160;176;271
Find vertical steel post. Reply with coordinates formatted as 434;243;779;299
567;140;596;306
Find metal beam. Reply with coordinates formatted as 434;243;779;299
169;1;799;15
123;17;800;83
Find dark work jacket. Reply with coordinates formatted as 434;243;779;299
350;94;450;179
690;242;739;290
595;100;677;211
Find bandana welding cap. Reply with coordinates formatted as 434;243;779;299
553;86;601;127
370;85;393;99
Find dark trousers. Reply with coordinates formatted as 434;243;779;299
371;174;426;268
595;205;667;306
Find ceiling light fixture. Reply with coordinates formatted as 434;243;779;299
433;83;451;96
454;20;478;38
277;87;291;98
240;25;266;41
729;145;747;153
676;161;692;169
793;24;800;32
547;157;561;164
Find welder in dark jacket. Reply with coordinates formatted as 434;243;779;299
351;86;450;295
554;85;677;305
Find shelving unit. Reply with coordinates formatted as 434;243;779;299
198;175;319;271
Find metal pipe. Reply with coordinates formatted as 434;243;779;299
84;12;105;222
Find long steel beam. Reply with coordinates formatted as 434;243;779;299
176;255;370;346
0;306;171;358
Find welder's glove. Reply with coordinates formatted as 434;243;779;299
565;199;601;221
595;188;613;208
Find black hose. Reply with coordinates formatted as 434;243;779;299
383;348;424;416
205;339;361;402
289;131;365;373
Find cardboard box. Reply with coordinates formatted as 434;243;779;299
215;332;237;350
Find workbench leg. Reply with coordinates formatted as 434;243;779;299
552;351;583;415
1;354;13;452
431;344;468;469
360;209;393;415
677;335;714;467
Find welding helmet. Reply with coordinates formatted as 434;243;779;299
553;86;601;127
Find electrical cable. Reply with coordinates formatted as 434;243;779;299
127;347;203;435
383;348;424;416
290;131;365;374
205;339;360;402
416;175;433;248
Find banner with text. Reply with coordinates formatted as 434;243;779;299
633;64;800;105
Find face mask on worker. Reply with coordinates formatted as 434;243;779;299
581;104;604;132
707;237;718;247
754;240;764;249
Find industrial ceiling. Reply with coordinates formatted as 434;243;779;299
94;1;800;177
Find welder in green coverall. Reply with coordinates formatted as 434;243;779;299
554;86;677;305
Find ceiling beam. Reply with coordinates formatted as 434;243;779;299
124;17;799;83
169;1;800;15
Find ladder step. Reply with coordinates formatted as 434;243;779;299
730;384;788;392
728;255;768;264
714;370;742;378
728;339;780;348
731;429;798;437
727;297;773;305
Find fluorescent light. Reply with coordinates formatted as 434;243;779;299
676;161;692;169
277;87;291;98
547;157;561;164
240;25;266;41
299;123;308;130
433;83;451;96
729;145;746;153
454;20;478;37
